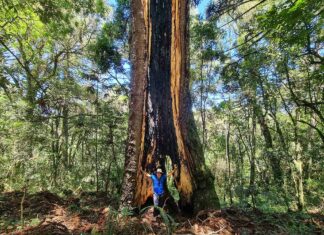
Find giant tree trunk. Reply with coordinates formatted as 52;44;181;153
119;0;219;213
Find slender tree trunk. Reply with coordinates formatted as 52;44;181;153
237;136;245;204
257;112;283;185
249;109;256;207
105;124;117;193
119;0;219;212
63;53;70;168
294;109;305;211
95;81;99;192
269;112;291;210
51;117;60;187
305;113;315;181
62;103;69;168
294;157;304;211
199;56;206;152
225;123;233;205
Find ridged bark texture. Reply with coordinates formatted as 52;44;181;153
119;0;220;213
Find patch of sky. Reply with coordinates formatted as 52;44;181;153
105;0;235;107
197;0;210;19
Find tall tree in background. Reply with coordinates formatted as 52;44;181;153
0;0;127;193
119;0;219;212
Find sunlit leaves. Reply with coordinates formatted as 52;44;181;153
256;0;322;47
89;22;122;73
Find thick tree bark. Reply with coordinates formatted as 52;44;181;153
119;0;219;212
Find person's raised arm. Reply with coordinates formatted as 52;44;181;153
167;165;178;177
141;168;151;177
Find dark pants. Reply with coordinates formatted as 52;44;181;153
153;193;165;216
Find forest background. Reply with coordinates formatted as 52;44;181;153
0;0;323;218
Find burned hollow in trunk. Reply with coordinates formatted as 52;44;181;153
119;0;220;213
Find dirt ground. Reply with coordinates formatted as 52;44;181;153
0;191;323;234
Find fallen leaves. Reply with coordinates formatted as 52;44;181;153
0;191;323;235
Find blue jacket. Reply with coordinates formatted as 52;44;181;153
151;174;166;195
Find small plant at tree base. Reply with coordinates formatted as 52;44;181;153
140;206;178;235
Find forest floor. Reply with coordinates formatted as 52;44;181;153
0;191;323;235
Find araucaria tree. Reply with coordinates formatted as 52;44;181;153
119;0;219;212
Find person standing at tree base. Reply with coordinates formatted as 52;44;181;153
142;167;176;216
